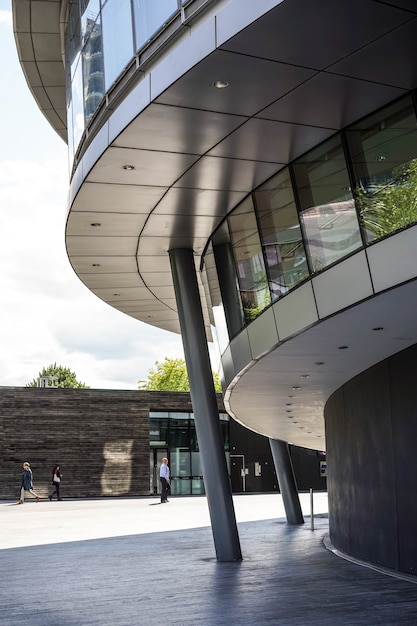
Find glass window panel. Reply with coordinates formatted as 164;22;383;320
81;0;101;44
191;478;205;495
255;168;309;301
102;0;134;90
67;1;82;78
169;420;190;448
71;55;85;150
133;0;178;51
293;135;362;273
191;451;202;475
170;448;191;476
82;14;104;122
172;477;191;495
346;95;417;244
228;197;270;323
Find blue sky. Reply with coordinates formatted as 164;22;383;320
0;2;184;388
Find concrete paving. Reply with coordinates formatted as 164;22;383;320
0;493;416;625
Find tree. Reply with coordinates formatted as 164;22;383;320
140;357;222;392
26;363;89;388
355;157;417;242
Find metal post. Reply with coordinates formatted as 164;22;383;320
169;248;242;562
310;488;314;530
269;438;304;525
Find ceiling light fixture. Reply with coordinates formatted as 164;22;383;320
372;327;384;331
92;263;100;267
213;80;229;89
292;385;301;390
90;223;101;227
338;345;349;350
122;164;135;170
315;361;324;366
300;374;310;379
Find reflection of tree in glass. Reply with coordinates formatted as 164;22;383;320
355;158;417;242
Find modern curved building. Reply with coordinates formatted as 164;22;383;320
13;0;417;570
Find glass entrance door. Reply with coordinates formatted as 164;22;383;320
150;448;168;495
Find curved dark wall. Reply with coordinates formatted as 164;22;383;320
325;344;417;576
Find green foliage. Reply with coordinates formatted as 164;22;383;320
26;363;89;388
355;158;417;242
140;357;222;392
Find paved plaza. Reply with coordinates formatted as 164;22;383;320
1;493;416;625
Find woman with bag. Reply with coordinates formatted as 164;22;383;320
49;464;63;501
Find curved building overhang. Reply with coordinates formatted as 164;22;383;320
13;0;417;447
13;0;67;141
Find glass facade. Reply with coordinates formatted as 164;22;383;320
202;94;417;351
150;411;230;496
66;0;182;156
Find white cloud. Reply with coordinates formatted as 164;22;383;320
0;10;184;390
0;9;11;25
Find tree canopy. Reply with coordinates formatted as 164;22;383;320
26;363;89;388
140;357;222;392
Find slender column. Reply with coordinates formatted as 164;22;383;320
169;248;242;562
269;438;304;525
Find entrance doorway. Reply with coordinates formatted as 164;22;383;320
150;448;168;494
230;454;246;492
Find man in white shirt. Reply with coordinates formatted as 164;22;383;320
159;457;170;503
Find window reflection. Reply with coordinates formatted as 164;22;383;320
255;168;309;301
149;411;229;496
82;15;104;122
102;0;134;90
293;136;362;272
346;95;417;244
133;0;178;51
228;197;270;323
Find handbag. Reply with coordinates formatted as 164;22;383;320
53;474;61;483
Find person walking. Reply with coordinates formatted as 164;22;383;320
49;464;63;501
159;457;170;503
18;462;40;504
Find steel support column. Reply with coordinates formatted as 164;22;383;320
270;438;304;525
169;248;242;562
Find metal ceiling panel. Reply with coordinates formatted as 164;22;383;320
72;183;166;215
174;155;281;192
208;117;334;163
258;71;406;130
66;236;138;257
66;212;147;238
113;103;247;154
86;147;200;187
155;49;316;117
220;0;412;69
327;18;417;90
153;187;247;217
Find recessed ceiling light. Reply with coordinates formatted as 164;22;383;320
113;293;120;296
315;361;324;365
372;327;384;331
90;222;101;227
122;164;135;170
213;80;229;89
300;374;309;379
92;263;100;267
292;385;301;390
376;155;386;162
338;345;349;350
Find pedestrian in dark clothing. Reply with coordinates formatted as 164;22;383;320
18;462;40;504
49;464;63;501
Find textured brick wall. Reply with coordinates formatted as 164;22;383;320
0;388;151;499
0;388;225;500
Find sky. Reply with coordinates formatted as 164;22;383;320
0;2;185;389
